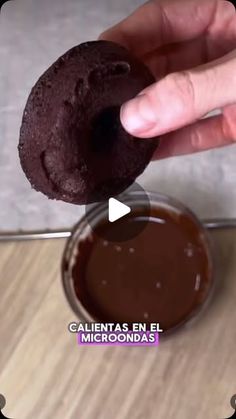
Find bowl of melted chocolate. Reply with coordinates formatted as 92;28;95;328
62;192;214;335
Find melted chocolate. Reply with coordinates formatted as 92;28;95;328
72;207;212;333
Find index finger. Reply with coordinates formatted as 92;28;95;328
99;0;233;57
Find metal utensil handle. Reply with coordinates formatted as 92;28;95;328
203;219;236;230
0;231;72;242
0;219;236;242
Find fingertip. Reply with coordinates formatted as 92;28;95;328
98;27;127;47
120;95;156;137
120;99;143;135
98;30;113;41
98;32;106;41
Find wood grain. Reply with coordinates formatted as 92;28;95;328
0;230;236;419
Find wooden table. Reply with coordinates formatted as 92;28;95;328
0;230;236;419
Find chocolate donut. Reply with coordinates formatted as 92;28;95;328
19;41;158;204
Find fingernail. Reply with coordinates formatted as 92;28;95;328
120;94;156;135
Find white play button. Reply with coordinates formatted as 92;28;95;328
108;198;131;223
85;181;150;241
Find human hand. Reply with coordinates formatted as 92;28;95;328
100;0;236;158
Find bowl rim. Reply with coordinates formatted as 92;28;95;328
61;191;215;337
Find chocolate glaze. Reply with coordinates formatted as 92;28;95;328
72;207;212;332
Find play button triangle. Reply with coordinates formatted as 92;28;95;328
108;198;131;223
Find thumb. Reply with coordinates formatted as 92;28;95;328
120;50;236;138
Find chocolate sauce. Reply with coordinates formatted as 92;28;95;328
72;207;212;333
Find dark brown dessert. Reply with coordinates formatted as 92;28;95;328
19;41;158;204
71;206;213;333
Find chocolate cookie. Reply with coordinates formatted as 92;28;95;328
19;41;158;204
